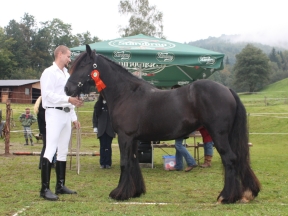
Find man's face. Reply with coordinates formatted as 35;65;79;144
25;109;30;114
60;50;71;68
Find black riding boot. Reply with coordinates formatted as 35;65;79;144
24;139;28;145
55;161;77;195
30;138;34;146
40;158;59;201
39;134;46;169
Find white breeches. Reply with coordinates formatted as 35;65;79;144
44;109;72;162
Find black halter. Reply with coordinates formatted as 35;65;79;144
67;59;98;96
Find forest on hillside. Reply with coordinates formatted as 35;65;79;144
189;35;288;92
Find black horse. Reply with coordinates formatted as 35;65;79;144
65;45;260;204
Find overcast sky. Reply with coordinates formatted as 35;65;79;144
1;0;287;45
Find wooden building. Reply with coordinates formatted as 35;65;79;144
0;80;40;104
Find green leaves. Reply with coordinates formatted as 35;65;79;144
118;0;165;38
234;44;271;92
1;13;100;80
0;27;17;79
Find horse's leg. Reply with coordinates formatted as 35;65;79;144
213;134;243;204
217;142;260;204
239;150;261;203
109;135;146;200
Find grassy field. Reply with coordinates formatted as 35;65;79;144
1;79;288;215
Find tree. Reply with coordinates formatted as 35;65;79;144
5;13;52;79
281;50;288;71
30;27;53;74
5;19;32;69
9;67;39;79
118;0;165;38
225;56;230;65
40;18;74;55
233;44;271;92
269;47;281;69
0;27;17;79
1;14;102;79
269;47;278;62
209;64;234;88
73;31;101;47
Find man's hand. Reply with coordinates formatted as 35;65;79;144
69;97;83;107
73;121;81;129
93;128;98;133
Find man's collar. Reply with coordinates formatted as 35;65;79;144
53;62;68;73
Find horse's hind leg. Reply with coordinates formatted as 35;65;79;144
239;158;261;203
214;135;243;204
109;136;146;200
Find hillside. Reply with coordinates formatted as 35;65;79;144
260;77;288;97
189;34;287;65
239;77;288;108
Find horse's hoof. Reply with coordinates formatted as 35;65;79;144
109;189;121;200
217;196;224;204
239;197;249;203
242;190;254;202
109;194;123;200
109;189;130;201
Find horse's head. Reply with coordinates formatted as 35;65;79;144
65;45;97;96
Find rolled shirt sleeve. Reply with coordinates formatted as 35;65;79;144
70;107;78;122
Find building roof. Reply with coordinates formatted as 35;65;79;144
0;80;40;87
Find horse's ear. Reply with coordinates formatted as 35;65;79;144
86;44;92;56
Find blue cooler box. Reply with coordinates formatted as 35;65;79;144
162;155;176;170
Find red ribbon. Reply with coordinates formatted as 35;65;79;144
90;70;106;92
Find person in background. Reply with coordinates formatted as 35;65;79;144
169;84;198;172
34;96;57;170
93;94;115;169
198;127;214;168
19;107;37;146
40;45;83;201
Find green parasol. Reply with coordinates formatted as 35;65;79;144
70;34;224;87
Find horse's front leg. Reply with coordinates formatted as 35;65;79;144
109;136;146;200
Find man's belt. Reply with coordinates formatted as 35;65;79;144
47;107;70;113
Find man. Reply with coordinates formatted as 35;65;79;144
40;45;83;201
19;108;37;146
93;94;115;169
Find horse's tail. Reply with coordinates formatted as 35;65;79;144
229;89;261;198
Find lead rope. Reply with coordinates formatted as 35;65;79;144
76;107;81;174
69;127;73;170
69;107;81;174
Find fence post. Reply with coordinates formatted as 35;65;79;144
4;100;11;155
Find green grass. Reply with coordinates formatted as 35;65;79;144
239;78;288;107
1;80;288;215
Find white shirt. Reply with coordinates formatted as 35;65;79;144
40;62;77;122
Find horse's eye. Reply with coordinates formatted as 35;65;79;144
80;59;91;67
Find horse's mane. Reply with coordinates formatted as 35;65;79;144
99;54;127;71
70;50;156;88
98;54;156;88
